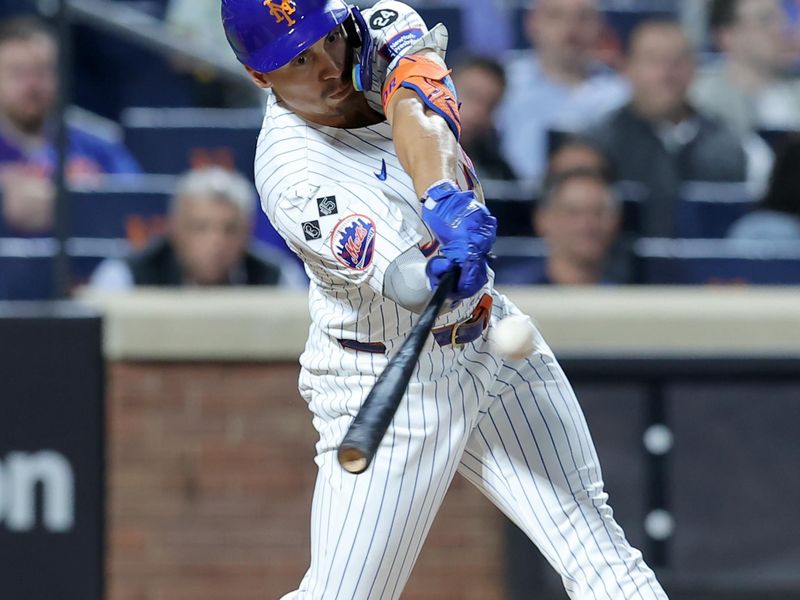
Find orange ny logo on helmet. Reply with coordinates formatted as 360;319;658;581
263;0;297;27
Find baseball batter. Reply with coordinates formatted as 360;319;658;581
221;1;669;598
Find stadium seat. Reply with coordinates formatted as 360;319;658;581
758;129;797;153
69;176;174;243
489;237;800;286
0;176;174;244
0;236;130;300
0;177;176;299
488;237;548;285
415;7;464;56
675;181;755;238
121;108;263;176
615;180;649;236
0;238;55;300
635;238;800;285
482;179;537;237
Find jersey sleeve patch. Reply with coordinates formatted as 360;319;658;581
317;195;338;217
369;7;399;29
379;28;424;62
302;219;322;241
331;214;377;271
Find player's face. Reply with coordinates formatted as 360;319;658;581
0;36;57;135
248;27;372;127
536;178;619;267
170;196;250;286
626;27;695;120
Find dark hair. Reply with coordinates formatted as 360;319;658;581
0;16;55;48
546;135;615;183
626;18;687;57
540;167;614;207
452;54;506;89
709;0;741;30
760;138;800;218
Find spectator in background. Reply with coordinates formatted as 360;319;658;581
165;0;263;107
497;0;630;182
728;137;800;239
451;55;516;181
90;167;305;289
496;168;622;285
546;136;612;181
0;16;140;233
585;20;752;237
692;0;800;133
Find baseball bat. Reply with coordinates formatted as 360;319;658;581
337;269;458;474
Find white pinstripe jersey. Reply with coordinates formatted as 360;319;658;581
254;4;492;375
249;5;669;599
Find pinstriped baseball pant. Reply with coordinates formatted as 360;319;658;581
283;295;669;599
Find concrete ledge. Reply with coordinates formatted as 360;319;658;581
78;288;309;360
78;286;800;361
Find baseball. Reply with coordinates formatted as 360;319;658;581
490;315;536;360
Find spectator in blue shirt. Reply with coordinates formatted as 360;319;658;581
0;16;140;233
497;0;630;183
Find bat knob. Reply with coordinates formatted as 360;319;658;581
338;446;369;474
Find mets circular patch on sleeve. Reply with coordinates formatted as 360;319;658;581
331;215;377;271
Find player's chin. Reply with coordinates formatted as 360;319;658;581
327;82;356;102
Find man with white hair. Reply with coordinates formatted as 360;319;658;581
90;167;304;288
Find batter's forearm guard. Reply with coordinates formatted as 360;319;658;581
382;56;461;140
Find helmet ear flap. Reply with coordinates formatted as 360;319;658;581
344;7;373;92
342;8;363;48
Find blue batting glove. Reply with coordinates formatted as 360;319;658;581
426;240;490;301
422;180;497;252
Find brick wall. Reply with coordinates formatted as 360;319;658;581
107;362;506;600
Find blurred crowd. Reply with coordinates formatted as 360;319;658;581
0;0;799;298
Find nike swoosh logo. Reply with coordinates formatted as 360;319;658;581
374;159;387;181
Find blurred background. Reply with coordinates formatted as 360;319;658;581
0;0;798;598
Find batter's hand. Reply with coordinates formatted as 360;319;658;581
426;240;489;301
422;180;497;252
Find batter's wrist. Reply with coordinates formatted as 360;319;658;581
421;179;459;209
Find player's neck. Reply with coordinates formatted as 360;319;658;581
308;110;385;129
296;99;385;129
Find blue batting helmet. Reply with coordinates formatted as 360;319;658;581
222;0;351;74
